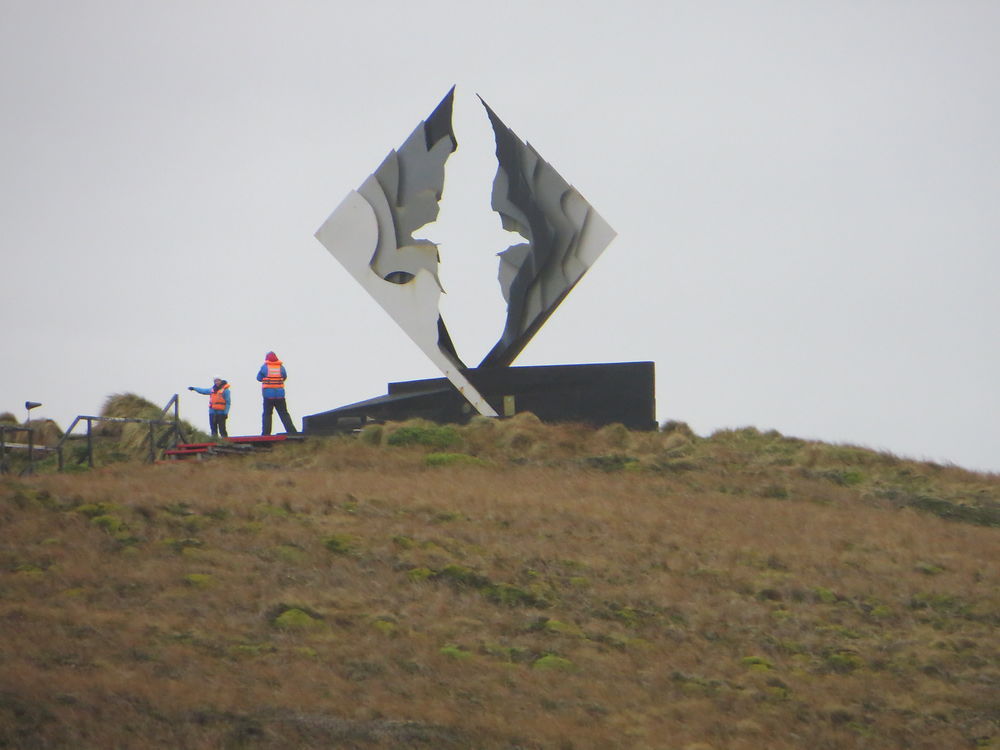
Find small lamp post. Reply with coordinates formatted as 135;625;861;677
22;401;42;474
25;401;42;426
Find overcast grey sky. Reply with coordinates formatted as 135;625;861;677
3;1;998;472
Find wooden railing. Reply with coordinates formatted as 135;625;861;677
55;394;190;470
0;424;56;475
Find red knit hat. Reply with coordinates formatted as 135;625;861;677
265;351;278;362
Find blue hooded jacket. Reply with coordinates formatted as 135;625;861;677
191;381;231;414
257;354;288;399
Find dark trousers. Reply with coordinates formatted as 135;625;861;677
209;412;228;438
262;398;297;435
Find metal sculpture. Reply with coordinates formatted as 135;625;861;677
314;87;616;418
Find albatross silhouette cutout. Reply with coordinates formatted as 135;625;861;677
314;87;615;417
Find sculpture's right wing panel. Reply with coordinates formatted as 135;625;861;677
478;98;616;369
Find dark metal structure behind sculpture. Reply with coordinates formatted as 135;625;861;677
304;362;656;433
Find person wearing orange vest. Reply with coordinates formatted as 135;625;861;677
256;351;298;435
187;377;231;438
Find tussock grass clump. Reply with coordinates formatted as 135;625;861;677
16;419;64;446
96;392;202;445
357;423;383;445
1;419;998;748
96;392;165;436
31;419;64;446
661;419;697;439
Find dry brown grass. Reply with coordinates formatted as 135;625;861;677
1;421;997;749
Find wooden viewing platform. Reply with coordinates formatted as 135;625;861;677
162;434;304;460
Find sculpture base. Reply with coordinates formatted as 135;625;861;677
302;361;656;434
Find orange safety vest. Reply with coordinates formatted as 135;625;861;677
209;384;229;411
261;362;285;389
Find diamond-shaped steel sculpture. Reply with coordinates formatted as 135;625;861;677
314;87;616;418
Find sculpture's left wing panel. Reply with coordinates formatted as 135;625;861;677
314;87;499;418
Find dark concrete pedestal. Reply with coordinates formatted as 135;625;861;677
302;361;656;434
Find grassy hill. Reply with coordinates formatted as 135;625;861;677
1;415;997;749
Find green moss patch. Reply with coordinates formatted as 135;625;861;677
407;567;434;583
823;649;864;673
273;608;325;631
322;534;356;555
436;564;491;590
75;502;119;519
580;454;639;472
371;619;398;637
532;654;576;672
425;452;486;468
387;424;461;450
162;538;203;554
439;644;474;661
542;619;584;638
226;642;277;658
741;655;774;671
90;515;126;534
484;583;548;608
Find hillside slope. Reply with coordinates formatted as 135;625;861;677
1;418;997;749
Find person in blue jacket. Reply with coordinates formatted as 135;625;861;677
256;351;298;435
188;377;231;438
